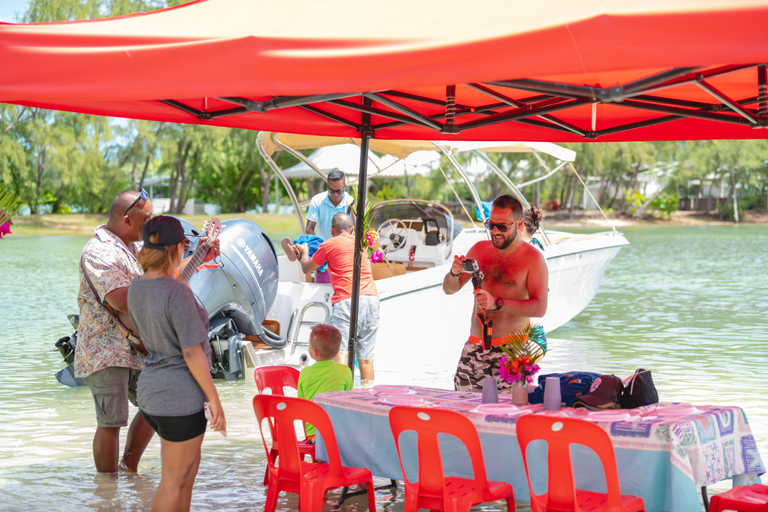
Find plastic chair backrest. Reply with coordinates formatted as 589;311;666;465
254;366;300;395
253;395;343;479
389;406;490;496
516;415;624;511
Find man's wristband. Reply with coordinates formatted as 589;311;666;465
449;270;462;278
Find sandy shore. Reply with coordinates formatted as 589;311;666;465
542;209;768;228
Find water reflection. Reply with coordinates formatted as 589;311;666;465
1;225;766;510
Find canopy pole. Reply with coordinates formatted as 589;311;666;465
348;98;373;380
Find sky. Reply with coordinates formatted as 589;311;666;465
0;0;30;22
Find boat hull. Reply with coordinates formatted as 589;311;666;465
257;229;628;388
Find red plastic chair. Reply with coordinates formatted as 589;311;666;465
253;365;301;395
254;366;315;485
516;415;645;512
253;394;376;512
710;484;768;512
388;406;516;512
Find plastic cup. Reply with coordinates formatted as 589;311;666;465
543;376;562;411
481;377;499;404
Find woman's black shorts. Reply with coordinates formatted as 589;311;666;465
140;409;207;442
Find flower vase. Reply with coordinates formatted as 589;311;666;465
511;380;529;406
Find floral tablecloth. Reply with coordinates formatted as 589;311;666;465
314;386;765;512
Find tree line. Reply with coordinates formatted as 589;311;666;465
1;0;767;221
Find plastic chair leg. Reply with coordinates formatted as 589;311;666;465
338;479;397;505
264;447;279;485
264;477;280;512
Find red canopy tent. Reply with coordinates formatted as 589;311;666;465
2;0;768;142
4;0;767;371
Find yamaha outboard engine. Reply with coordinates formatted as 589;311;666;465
186;218;284;380
54;217;284;386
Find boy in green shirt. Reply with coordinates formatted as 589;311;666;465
297;324;353;440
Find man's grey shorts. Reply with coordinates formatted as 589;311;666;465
86;367;140;428
329;295;380;360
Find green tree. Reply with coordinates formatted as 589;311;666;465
195;128;274;213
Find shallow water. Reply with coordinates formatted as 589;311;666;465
0;225;766;511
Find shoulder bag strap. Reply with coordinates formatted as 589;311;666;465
80;253;134;336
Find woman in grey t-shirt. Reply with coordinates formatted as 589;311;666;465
128;216;225;512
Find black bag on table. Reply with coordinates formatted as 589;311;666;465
620;369;659;408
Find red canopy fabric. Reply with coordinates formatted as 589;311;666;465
2;0;768;141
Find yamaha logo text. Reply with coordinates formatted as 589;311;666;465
236;238;264;276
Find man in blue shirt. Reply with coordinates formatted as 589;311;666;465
306;170;354;240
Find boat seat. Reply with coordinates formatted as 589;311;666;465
423;217;441;246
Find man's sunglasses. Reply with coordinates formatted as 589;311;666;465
484;218;521;233
328;185;346;195
123;188;149;217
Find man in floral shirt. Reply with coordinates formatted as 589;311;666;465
76;189;155;473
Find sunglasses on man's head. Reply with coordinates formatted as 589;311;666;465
123;188;149;217
327;185;346;195
484;219;520;233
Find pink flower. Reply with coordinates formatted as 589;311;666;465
371;250;383;264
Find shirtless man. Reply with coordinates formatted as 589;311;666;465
443;194;548;393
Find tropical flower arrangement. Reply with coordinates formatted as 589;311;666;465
498;323;547;384
350;186;384;264
364;228;384;263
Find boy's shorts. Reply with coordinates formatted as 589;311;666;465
86;367;140;428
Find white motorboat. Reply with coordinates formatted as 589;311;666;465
250;133;629;385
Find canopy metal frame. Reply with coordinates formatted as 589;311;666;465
162;64;768;141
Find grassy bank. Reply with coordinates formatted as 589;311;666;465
5;209;767;238
7;213;304;237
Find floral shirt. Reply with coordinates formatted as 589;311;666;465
75;225;144;378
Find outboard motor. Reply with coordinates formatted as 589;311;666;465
54;314;87;387
188;218;284;379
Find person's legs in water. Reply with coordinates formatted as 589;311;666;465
358;359;374;384
93;426;121;473
120;369;153;471
88;367;153;472
153;434;204;512
143;410;207;512
120;411;154;471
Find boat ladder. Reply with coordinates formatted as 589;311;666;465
288;301;331;353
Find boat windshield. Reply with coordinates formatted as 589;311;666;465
369;200;462;240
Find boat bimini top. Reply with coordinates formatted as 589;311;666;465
256;131;605;248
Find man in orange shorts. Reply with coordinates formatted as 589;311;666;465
443;195;548;393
